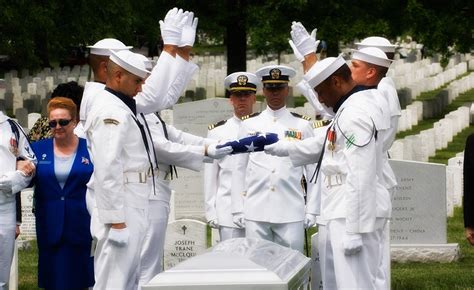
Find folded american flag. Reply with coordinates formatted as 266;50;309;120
217;132;279;154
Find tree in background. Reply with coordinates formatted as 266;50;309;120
0;0;472;72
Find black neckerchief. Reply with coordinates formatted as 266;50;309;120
105;87;137;115
155;112;178;179
94;80;106;85
333;85;375;113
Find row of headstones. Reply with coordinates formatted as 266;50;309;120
389;105;471;162
0;65;90;116
388;53;472;88
396;72;474;132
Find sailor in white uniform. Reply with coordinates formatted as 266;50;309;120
231;65;317;253
84;50;154;290
265;56;391;289
0;112;36;290
204;72;260;241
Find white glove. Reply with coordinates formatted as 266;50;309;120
208;219;219;229
304;213;317;229
233;213;245;228
159;8;189;45
290;21;319;57
179;11;198;47
343;233;363;256
264;141;290;157
108;227;130;247
289;39;304;62
206;144;233;159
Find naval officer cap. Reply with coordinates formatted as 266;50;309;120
87;38;132;56
352;47;393;68
109;50;151;79
355;36;397;53
304;55;346;88
224;72;261;93
256;65;296;88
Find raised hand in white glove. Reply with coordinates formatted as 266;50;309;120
343;233;363;256
208;219;219;229
264;141;290;157
290;21;320;57
159;8;189;45
180;11;198;47
108;227;130;247
304;213;317;229
233;212;245;228
206;144;233;159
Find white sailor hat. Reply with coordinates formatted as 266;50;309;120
224;72;261;93
355;36;397;53
352;47;393;68
87;38;132;56
304;55;346;88
134;53;154;71
109;50;151;79
256;65;296;88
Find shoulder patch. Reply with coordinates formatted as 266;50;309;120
241;112;260;121
208;119;227;130
291;112;311;121
103;118;120;125
312;119;332;129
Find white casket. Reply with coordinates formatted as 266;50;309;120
143;238;311;290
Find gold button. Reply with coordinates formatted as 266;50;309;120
272;169;276;173
271;186;275;191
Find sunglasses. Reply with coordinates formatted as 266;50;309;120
49;119;72;128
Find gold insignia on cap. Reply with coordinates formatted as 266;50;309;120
237;75;248;86
270;68;281;80
103;118;120;125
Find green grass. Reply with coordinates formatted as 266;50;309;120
391;207;474;290
18;242;39;290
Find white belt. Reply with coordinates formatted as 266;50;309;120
324;174;346;188
123;171;148;184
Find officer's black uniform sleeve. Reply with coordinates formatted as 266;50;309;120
463;134;474;228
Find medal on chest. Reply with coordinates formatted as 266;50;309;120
9;135;19;157
327;128;336;151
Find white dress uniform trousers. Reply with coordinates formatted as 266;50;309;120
204;116;246;241
85;89;152;290
287;89;391;289
0;112;36;290
231;107;317;253
138;113;209;286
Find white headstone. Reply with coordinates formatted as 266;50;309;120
18;189;36;241
390;160;446;244
27;113;42;129
447;157;464;207
164;219;208;270
171;99;234;220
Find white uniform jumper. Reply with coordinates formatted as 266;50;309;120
81;53;198;215
85;88;153;290
231;107;317;253
286;87;391;289
0;112;36;290
204;116;246;241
